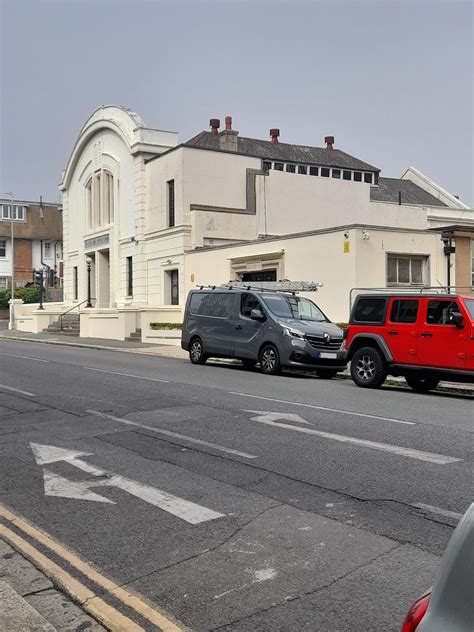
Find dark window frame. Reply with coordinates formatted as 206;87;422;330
389;299;419;324
309;166;319;176
167;179;175;228
126;256;133;297
353;171;362;182
332;169;341;179
285;163;296;173
274;162;284;171
343;170;352;181
169;269;179;305
240;293;262;319
351;297;388;325
298;165;307;175
321;167;330;178
426;300;460;326
73;266;78;301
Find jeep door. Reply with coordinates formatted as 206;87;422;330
385;298;420;364
417;299;468;369
233;292;265;359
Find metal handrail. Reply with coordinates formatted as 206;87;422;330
59;298;95;332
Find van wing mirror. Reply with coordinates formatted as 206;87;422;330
449;311;464;328
250;308;265;321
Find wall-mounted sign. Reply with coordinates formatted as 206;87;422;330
343;240;350;254
85;234;109;250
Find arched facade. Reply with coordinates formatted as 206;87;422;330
59;106;177;334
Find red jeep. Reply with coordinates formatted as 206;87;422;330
344;293;474;391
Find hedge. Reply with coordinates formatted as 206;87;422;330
0;285;41;309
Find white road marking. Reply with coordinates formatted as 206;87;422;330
0;383;36;397
231;392;415;425
83;367;169;383
0;352;50;363
248;415;461;465
412;503;463;520
244;411;311;425
42;469;115;504
87;409;257;460
30;442;225;524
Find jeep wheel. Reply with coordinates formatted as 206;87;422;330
189;337;208;365
259;344;282;375
405;374;440;393
316;369;338;379
351;347;388;389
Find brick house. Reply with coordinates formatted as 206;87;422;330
0;199;63;291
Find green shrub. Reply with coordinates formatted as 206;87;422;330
335;322;348;330
0;285;41;309
150;322;182;330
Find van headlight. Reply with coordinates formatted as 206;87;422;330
282;326;305;339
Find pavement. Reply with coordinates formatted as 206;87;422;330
0;336;472;630
0;327;472;395
0;537;105;631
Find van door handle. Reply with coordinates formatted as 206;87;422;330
235;325;243;330
388;330;398;335
420;332;433;338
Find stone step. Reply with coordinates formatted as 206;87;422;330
0;581;56;631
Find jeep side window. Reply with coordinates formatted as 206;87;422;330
426;300;459;325
353;298;386;323
390;299;419;324
241;293;261;318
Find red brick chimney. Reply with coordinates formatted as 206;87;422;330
225;116;233;130
270;128;280;144
210;118;220;135
325;135;335;150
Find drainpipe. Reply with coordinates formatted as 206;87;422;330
40;239;51;291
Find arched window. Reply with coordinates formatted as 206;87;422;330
86;170;114;230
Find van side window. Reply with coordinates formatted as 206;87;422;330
353;298;386;323
190;292;234;317
426;300;459;325
241;293;261;318
390;300;419;324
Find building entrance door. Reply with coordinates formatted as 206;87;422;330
97;249;110;307
241;270;277;282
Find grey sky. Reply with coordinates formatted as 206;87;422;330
1;0;472;205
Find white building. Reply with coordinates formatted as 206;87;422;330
14;105;474;339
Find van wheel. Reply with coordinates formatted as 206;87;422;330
316;369;338;379
189;337;207;365
259;344;282;375
241;359;257;370
405;374;440;393
351;347;387;388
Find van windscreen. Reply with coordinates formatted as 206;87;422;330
261;294;327;322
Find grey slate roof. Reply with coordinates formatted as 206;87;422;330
371;177;447;207
185;131;380;172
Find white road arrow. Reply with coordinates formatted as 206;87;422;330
244;411;311;425
31;443;225;524
43;469;115;504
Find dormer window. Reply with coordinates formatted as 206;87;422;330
1;204;27;221
86;170;114;231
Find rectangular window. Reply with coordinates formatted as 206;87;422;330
390;299;419;324
126;256;133;296
167;179;175;227
364;172;373;184
73;266;78;301
274;163;284;171
0;277;8;289
190;292;235;317
1;205;26;220
0;240;6;258
298;165;307;175
263;161;272;172
332;169;341;179
374;173;379;185
353;298;387;324
387;255;427;286
353;172;362;182
321;167;330;177
309;166;319;176
426;300;459;325
169;269;179;305
44;242;51;258
343;170;352;181
285;164;296;173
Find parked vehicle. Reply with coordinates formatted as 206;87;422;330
181;283;346;376
344;292;474;391
401;503;474;632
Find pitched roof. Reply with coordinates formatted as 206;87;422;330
370;177;447;207
185;131;380;172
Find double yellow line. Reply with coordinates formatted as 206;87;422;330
0;504;185;632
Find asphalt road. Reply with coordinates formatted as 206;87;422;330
0;339;472;631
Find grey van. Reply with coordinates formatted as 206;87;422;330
181;287;347;376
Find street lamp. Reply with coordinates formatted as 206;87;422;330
4;192;15;329
86;256;93;307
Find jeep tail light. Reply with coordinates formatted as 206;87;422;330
401;592;430;632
